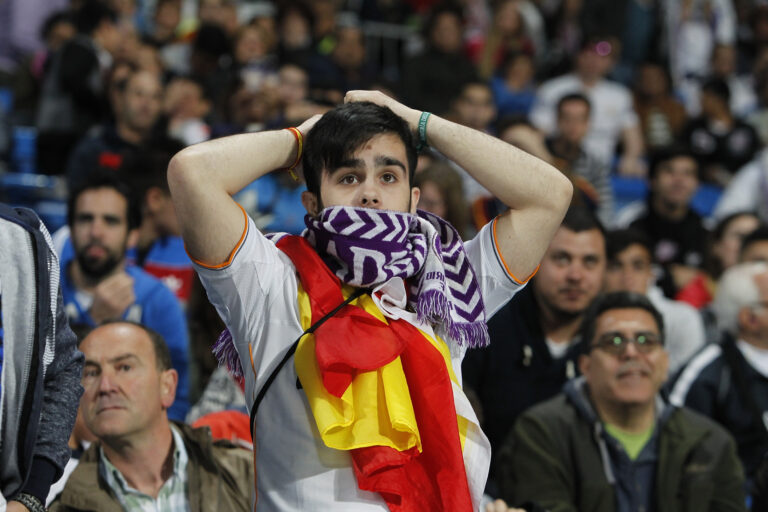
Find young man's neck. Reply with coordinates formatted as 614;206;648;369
101;421;175;499
592;395;656;433
550;137;582;161
137;221;159;253
116;121;146;145
536;294;584;344
651;195;688;221
69;260;125;292
741;331;768;351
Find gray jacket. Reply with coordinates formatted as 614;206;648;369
0;205;84;503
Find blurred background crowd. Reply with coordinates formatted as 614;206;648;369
2;0;768;509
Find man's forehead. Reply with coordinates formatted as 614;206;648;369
82;324;153;359
596;308;659;333
616;243;652;261
76;187;128;215
550;227;605;253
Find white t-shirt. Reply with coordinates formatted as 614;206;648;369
195;215;526;512
530;74;639;164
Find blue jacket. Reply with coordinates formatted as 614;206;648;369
0;204;84;504
60;264;191;420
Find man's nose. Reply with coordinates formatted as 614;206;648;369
359;184;381;208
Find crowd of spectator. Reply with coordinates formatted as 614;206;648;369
1;0;768;510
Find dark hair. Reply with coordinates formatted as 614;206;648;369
40;10;74;41
701;77;731;104
741;224;768;257
67;170;141;231
495;115;534;137
119;138;185;200
302;101;417;197
557;93;591;117
606;228;654;263
74;0;117;35
648;144;698;180
96;320;173;371
423;3;464;42
713;211;759;241
579;292;665;354
562;205;605;237
193;22;232;59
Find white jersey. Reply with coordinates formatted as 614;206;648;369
194;214;526;511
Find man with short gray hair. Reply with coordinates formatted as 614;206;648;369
669;261;768;492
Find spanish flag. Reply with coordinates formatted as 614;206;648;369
278;235;474;512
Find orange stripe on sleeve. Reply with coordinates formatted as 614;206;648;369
188;203;249;270
492;216;539;285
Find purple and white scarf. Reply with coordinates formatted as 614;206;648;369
214;206;488;377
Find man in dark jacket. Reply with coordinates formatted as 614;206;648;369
463;206;606;491
499;292;745;512
0;204;84;511
51;321;252;511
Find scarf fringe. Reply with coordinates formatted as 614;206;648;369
213;328;243;378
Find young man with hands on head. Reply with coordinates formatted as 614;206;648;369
168;90;572;511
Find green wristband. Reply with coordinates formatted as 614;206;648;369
416;111;431;152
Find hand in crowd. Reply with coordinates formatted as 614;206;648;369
344;90;421;134
7;501;30;512
485;498;526;512
617;155;647;178
89;272;135;324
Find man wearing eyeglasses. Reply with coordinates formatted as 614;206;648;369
496;291;745;511
670;261;768;497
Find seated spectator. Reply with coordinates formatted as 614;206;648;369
66;67;165;190
713;149;768;224
604;229;705;372
669;262;768;491
742;226;768;263
617;147;709;300
708;212;761;279
307;21;376;105
546;93;614;225
36;0;121;175
500;292;745;510
398;4;478;116
0;205;84;512
61;171;190;420
163;76;212;146
530;36;645;176
233;23;278;93
633;61;688;151
463;207;606;491
413;160;470;238
451;81;497;134
490;52;537;119
468;0;535;79
50;321;252;511
710;44;758;119
682;77;761;187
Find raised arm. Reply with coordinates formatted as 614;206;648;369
345;91;573;282
167;116;319;265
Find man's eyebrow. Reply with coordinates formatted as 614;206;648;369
375;156;407;173
330;158;365;174
107;353;141;365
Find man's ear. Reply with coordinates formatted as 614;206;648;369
159;369;178;410
127;228;140;249
578;353;590;378
302;190;320;217
410;186;420;214
145;187;165;211
738;306;757;333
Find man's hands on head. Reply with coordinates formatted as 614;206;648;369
89;272;135;324
344;90;422;133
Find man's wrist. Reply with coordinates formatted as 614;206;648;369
12;493;44;512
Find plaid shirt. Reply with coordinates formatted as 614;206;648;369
99;425;190;512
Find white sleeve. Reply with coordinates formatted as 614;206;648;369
619;88;639;130
713;159;762;221
463;218;529;320
192;213;302;389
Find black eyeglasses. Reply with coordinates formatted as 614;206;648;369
589;332;662;355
